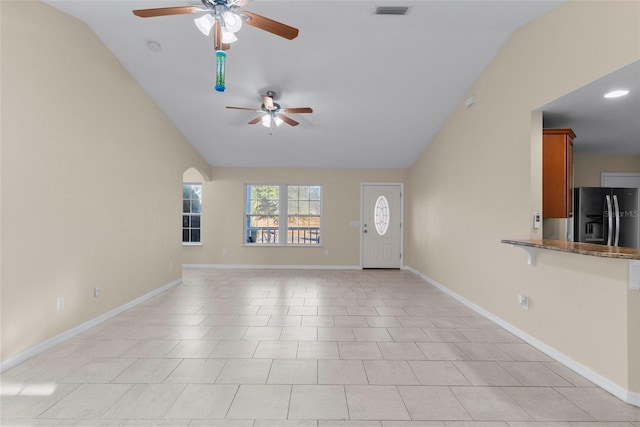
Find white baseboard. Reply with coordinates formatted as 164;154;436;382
403;266;640;408
0;278;183;373
183;263;361;270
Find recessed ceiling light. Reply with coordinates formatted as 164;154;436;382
604;89;629;98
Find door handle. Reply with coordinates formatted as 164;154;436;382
606;195;613;246
613;195;620;246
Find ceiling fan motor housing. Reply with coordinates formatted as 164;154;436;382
203;0;226;8
262;102;281;112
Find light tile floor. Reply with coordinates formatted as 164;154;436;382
2;268;640;426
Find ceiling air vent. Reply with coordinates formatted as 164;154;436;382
374;6;410;16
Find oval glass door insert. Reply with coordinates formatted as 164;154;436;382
374;195;390;236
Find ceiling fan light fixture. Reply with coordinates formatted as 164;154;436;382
222;30;238;43
194;13;215;35
261;115;283;128
223;11;243;32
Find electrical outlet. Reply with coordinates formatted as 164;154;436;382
169;260;174;269
94;286;101;298
324;250;329;256
630;261;640;291
57;297;65;311
223;248;228;255
533;212;541;229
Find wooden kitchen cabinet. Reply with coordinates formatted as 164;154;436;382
543;128;575;218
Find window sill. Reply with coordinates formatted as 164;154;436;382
182;242;202;247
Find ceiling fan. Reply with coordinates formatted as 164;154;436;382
132;0;299;51
133;0;299;91
226;91;313;133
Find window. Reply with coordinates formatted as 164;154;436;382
245;184;321;245
374;195;390;236
288;185;321;245
183;183;202;244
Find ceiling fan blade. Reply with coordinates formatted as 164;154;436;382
248;116;263;125
283;107;313;114
226;106;260;111
262;95;275;110
279;114;299;127
133;6;199;18
241;11;299;40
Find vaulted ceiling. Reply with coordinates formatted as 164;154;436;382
44;0;565;168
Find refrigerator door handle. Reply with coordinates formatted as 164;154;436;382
613;194;620;247
606;195;613;246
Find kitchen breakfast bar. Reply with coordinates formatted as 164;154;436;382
502;239;640;290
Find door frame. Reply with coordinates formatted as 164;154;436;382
360;182;404;269
601;172;640;188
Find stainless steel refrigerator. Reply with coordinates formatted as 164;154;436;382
574;187;639;249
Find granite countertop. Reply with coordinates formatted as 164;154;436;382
501;239;640;260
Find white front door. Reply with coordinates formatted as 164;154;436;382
362;184;402;268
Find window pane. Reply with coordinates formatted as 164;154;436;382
182;229;190;242
257;229;272;243
183;215;190;227
191;215;200;228
184;184;202;201
249;185;279;215
310;186;321;200
299;201;310;214
247;185;280;214
190;229;201;242
310;201;321;215
299;186;310;200
287;214;321;245
289;201;299;215
288;186;298;201
183;200;190;213
192;185;202;199
267;215;279;228
191;200;201;213
374;195;390;236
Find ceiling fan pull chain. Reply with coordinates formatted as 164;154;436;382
215;50;226;92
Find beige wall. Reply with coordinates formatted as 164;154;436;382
183;168;406;267
574;153;640;187
406;0;639;396
1;1;210;363
2;0;639;404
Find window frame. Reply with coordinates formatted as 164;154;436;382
182;182;202;246
244;184;322;247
